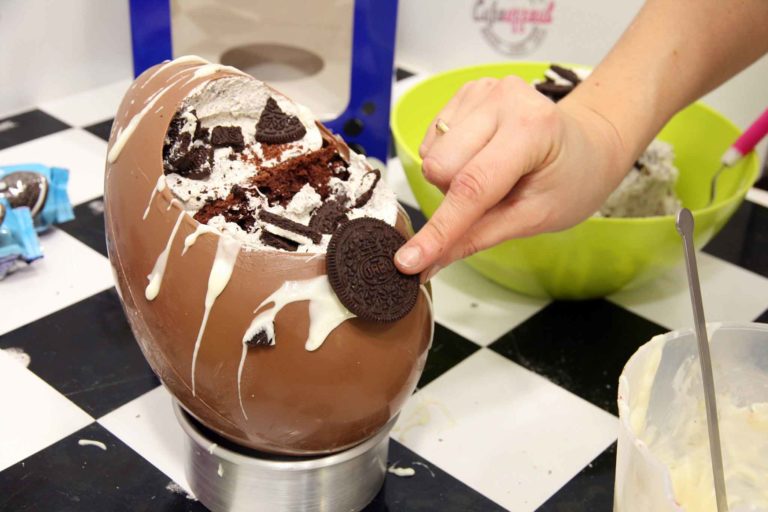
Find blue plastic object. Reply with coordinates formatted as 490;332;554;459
128;0;397;162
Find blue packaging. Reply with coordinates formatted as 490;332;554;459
0;198;43;279
0;164;75;232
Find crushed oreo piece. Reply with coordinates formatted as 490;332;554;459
260;230;299;252
255;97;307;144
0;172;49;217
211;126;245;151
550;64;581;85
171;145;214;180
245;329;273;347
534;82;573;102
309;200;349;234
258;210;322;245
326;218;419;323
353;169;382;208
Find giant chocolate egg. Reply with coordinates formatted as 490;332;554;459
104;57;433;455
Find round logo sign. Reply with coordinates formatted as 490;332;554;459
473;0;555;56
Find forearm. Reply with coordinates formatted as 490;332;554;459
564;0;768;173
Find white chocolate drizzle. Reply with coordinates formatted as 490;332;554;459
108;56;211;164
236;275;356;420
145;210;186;301
143;175;167;220
190;235;241;396
182;223;219;256
243;276;355;352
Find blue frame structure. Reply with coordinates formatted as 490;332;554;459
129;0;398;162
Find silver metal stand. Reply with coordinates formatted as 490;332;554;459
173;402;393;512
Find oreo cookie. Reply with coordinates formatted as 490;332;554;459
259;210;322;245
309;200;348;234
171;145;214;180
326;218;419;323
353;170;382;208
211;126;245;151
0;171;48;217
260;230;299;252
245;329;274;347
549;64;581;85
255;97;307;144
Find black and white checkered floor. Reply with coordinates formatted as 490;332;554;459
1;70;767;512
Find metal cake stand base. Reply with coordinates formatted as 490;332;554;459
172;402;393;512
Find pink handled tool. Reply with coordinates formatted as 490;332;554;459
710;107;768;205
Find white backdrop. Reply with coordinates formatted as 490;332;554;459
395;0;768;134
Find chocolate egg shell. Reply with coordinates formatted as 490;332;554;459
104;58;433;455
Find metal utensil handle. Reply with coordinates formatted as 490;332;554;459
676;208;729;512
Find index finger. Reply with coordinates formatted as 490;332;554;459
395;134;522;274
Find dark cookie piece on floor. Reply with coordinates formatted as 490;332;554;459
211;126;245;151
255;97;307;144
245;329;274;347
309;200;349;234
260;230;299;252
327;217;419;323
353;169;382;208
258;210;322;245
171;145;214;180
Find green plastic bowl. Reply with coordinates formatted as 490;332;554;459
392;62;760;299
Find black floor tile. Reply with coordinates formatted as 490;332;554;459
58;197;107;257
536;443;616;512
365;439;506;512
395;68;416;82
417;324;480;389
490;300;667;415
0;110;71;150
83;118;114;142
399;202;427;233
0;288;159;417
704;200;768;278
0;422;206;512
756;309;768;324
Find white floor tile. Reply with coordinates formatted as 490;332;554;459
38;80;132;128
430;261;549;346
393;349;618;511
747;188;768;208
0;350;93;471
99;386;191;492
609;252;768;330
0;229;114;335
0;128;107;206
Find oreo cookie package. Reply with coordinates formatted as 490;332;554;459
0;164;75;232
0;164;75;279
0;198;43;279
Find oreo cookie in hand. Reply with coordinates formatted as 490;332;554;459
327;217;419;323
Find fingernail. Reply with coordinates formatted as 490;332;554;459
423;265;441;283
396;245;422;269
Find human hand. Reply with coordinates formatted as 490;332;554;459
393;76;632;280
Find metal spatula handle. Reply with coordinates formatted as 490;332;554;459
676;208;728;512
